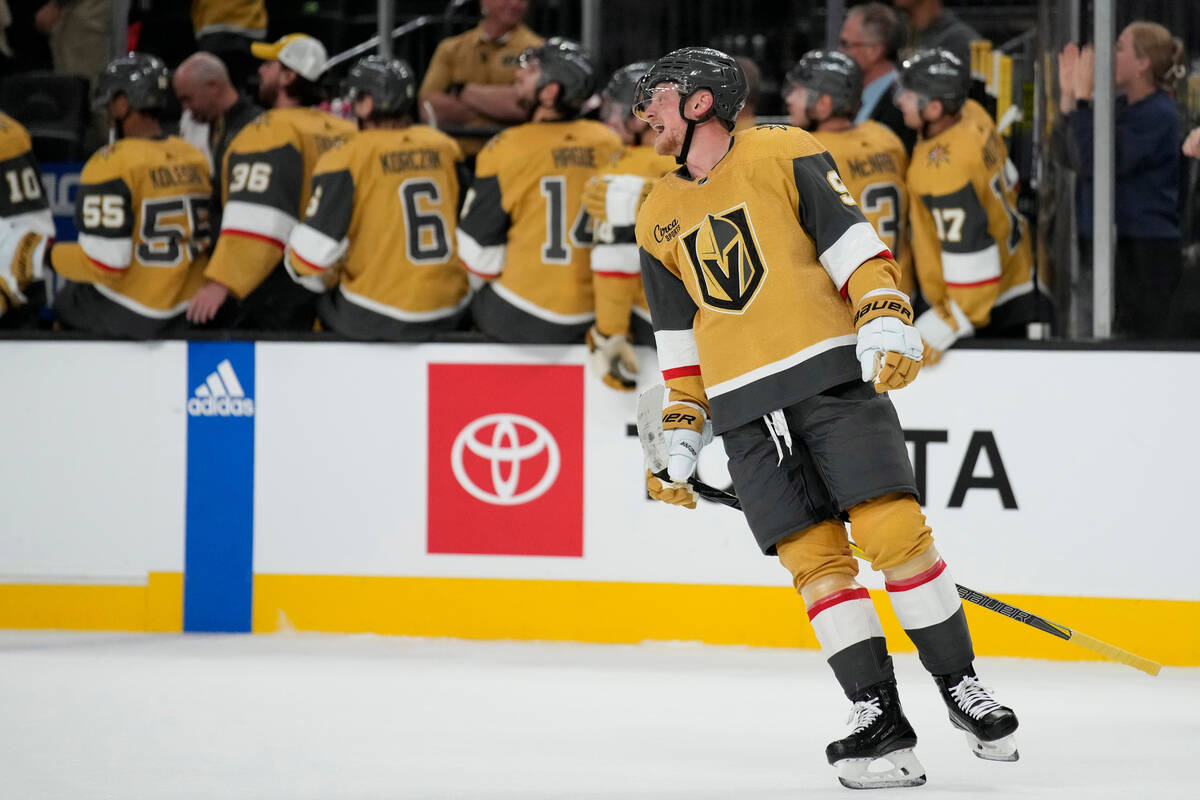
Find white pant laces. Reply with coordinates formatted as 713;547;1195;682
761;409;793;466
951;676;1003;719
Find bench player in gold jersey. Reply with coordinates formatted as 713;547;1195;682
784;49;916;300
456;38;621;343
633;47;1018;789
580;61;677;391
896;49;1046;364
50;54;212;338
0;112;55;326
284;56;470;340
187;34;355;330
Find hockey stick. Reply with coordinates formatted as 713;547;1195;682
635;387;1162;677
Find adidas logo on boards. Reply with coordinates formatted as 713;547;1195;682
187;359;255;417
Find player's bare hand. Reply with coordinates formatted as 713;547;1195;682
1075;44;1094;102
1184;127;1200;160
187;281;229;324
1057;44;1078;113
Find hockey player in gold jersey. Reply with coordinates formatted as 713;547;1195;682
0;112;55;326
50;54;212;338
284;56;470;340
580;61;676;390
634;47;1018;789
456;38;622;343
187;33;355;330
896;49;1045;363
784;49;916;300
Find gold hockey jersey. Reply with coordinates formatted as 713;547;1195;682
192;0;267;39
51;136;212;318
206;107;355;298
813;120;915;299
907;103;1036;332
637;125;897;434
284;126;469;320
591;144;676;336
0;113;55;316
457;119;622;325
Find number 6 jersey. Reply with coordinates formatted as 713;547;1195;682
51;136;212;326
283;125;470;335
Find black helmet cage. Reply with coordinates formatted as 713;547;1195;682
519;38;597;117
343;55;416;117
633;47;748;129
786;49;863;120
93;52;171;112
897;48;968;114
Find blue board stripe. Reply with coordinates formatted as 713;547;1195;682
184;341;255;632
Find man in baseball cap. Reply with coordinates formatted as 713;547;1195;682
250;33;329;106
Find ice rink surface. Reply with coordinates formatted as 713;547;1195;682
2;631;1195;799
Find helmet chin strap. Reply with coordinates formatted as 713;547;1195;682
676;117;697;165
675;95;716;166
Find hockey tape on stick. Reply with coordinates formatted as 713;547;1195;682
635;393;1161;677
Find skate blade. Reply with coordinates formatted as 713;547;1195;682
965;732;1019;762
835;747;927;789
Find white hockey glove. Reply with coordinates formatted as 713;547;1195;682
853;289;923;392
646;402;712;509
582;174;649;227
915;300;974;365
585;325;638;391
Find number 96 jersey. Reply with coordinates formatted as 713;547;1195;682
51;136;212;321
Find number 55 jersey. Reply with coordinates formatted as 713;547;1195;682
51;136;212;336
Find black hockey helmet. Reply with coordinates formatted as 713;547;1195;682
603;61;654;108
632;47;747;129
519;37;597;117
342;55;416;116
93;52;171;112
897;48;969;113
786;49;863;119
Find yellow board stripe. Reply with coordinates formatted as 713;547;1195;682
252;575;1198;667
0;572;183;632
1;573;1192;667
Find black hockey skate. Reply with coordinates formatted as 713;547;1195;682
825;681;926;789
934;670;1020;762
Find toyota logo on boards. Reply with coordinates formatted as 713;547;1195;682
427;363;583;557
451;413;560;505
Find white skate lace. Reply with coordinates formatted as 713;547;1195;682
845;697;883;734
950;676;1003;719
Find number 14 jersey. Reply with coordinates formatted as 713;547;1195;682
457;119;621;325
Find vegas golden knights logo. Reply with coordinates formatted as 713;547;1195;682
681;203;768;313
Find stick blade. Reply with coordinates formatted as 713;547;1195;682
636;384;668;474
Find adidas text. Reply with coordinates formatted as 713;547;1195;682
187;396;255;417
